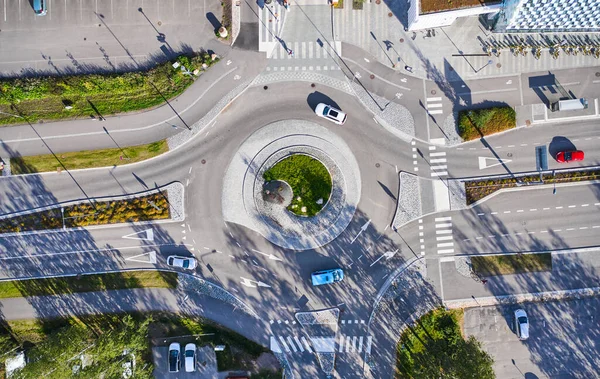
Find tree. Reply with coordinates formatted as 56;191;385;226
396;308;495;379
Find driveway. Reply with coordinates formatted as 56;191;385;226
463;298;600;378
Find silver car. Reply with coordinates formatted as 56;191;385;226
514;309;529;340
184;343;196;372
166;255;197;270
315;103;347;125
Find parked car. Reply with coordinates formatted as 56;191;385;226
184;343;196;372
311;268;344;286
514;309;529;340
33;0;47;16
167;255;197;270
556;150;584;163
168;343;180;373
315;103;347;125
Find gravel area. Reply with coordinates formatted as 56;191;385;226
167;80;253;151
222;119;361;250
392;172;422;230
231;0;241;45
349;81;415;142
455;256;473;278
440;112;463;146
165;182;185;221
178;273;259;318
447;179;467;210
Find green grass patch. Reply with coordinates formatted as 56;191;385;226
352;0;364;9
0;271;178;299
396;307;494;378
0;52;218;126
472;253;552;276
464;169;600;204
420;0;499;14
263;154;332;217
0;192;170;233
457;106;516;141
10;140;168;174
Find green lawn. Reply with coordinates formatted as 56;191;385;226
396;308;494;378
0;53;218;126
10;140;168;174
263;154;332;217
472;253;552;276
0;271;178;299
457;106;516;141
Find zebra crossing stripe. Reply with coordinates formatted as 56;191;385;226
435;217;452;222
294;337;304;352
430;152;447;157
426;97;442;102
352;336;357;352
287;337;298;352
365;336;373;354
338;335;345;352
278;336;291;352
430;158;447;163
302;337;313;353
436;223;452;228
345;336;351;352
358;336;364;352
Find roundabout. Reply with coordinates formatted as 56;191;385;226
222;119;362;251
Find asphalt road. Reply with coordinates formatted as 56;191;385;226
464;298;600;379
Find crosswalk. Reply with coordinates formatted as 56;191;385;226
428;145;448;177
266;41;343;72
435;216;454;255
270;335;372;354
258;2;285;54
426;97;443;115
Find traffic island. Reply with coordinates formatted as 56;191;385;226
222;120;361;250
0;182;184;236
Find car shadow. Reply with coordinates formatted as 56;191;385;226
307;91;341;112
548;136;577;160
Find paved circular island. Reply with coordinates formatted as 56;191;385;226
222;119;361;250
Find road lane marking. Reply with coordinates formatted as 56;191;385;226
287;337;298;352
435;217;452;222
436;223;452;228
436;236;453;241
436;229;452;234
302;337;313;353
438;249;455;254
278;337;291;352
437;242;454;248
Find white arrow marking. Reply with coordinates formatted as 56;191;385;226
251;249;283;261
240;277;271;288
395;93;403;99
125;251;157;264
226;60;232;65
351;219;371;244
478;157;512;170
363;58;370;63
369;249;398;267
506;79;513;84
400;78;407;83
122;229;154;241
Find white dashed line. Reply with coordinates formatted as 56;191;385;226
568;205;576;208
530;209;537;211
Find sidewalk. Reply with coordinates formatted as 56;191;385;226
332;2;600;80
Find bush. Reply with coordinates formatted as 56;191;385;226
457;106;516;141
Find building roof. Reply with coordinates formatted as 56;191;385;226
504;0;600;31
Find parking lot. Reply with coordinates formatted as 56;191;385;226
0;0;223;74
464;297;600;378
152;344;220;378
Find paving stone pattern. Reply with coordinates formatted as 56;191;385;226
392;172;422;229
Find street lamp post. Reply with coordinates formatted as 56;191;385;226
61;207;66;230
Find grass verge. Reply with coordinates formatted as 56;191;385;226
472;253;552;276
0;192;170;233
263;154;332;217
396;307;494;378
10;140;168;174
0;52;218;126
465;169;600;204
0;271;178;299
457;106;516;141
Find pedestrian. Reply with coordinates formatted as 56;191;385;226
405;65;413;72
481;279;488;284
288;49;294;57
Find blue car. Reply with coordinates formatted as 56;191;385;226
311;268;344;286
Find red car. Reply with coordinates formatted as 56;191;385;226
556;150;584;163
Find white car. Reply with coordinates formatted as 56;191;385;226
168;343;180;373
166;255;197;270
315;103;347;125
184;343;196;372
514;309;529;340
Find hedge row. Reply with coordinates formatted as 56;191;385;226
457;106;516;141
